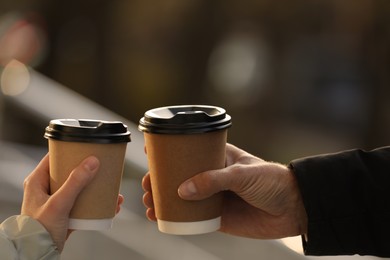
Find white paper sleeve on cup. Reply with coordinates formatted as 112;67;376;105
69;218;114;230
157;217;221;235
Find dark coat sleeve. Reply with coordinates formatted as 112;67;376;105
289;146;390;257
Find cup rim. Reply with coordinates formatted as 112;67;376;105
138;105;231;134
44;119;131;144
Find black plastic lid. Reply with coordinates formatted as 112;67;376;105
138;105;232;134
44;119;131;144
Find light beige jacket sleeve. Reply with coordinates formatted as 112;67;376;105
0;215;60;260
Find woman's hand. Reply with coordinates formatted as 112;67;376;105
21;154;124;252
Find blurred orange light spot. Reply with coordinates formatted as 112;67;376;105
1;59;30;96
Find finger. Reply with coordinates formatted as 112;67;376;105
118;194;124;206
116;194;124;214
225;143;251;166
226;143;264;166
21;154;51;215
146;208;157;222
34;153;50;174
142;173;152;192
143;191;154;208
178;167;233;201
178;144;248;201
49;156;99;215
23;154;50;194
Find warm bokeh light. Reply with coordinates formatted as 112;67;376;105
208;30;270;106
0;12;47;67
0;59;30;96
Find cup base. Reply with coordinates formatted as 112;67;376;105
69;218;113;230
157;217;221;235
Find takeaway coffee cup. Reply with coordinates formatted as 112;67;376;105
44;119;131;230
139;105;231;235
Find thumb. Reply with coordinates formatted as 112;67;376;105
178;168;232;200
50;156;100;214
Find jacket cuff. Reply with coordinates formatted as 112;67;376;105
289;148;390;257
0;215;60;259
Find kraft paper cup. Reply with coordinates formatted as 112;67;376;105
139;105;231;235
44;119;131;230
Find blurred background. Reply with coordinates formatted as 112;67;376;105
1;0;390;159
0;0;389;259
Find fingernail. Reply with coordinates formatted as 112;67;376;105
84;156;100;172
178;180;197;198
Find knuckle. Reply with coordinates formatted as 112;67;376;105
23;176;32;190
